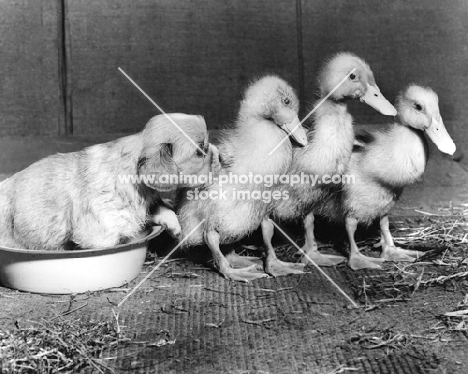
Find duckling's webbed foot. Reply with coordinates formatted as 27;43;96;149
265;257;306;277
380;245;424;263
378;215;424;262
225;251;263;270
261;216;306;277
205;230;267;283
300;212;346;266
348;252;384;270
300;250;346;266
218;262;269;282
345;216;383;270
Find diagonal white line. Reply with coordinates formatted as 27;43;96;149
118;67;207;156
268;68;357;156
269;219;358;307
118;219;206;308
299;67;358;127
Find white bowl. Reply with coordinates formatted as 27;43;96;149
0;226;164;294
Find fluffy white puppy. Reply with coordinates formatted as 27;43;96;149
0;113;219;250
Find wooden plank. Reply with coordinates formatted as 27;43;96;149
66;0;299;134
0;0;62;136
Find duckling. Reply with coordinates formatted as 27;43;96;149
263;53;397;267
177;75;308;282
315;85;456;270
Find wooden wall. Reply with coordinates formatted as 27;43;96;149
0;0;62;136
301;0;468;141
66;0;300;135
0;0;467;147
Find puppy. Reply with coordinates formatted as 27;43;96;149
0;113;219;250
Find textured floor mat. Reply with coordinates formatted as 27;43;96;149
99;261;441;374
2;215;467;373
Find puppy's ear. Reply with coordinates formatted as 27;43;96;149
159;143;173;170
138;143;178;189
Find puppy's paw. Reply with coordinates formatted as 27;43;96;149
153;209;181;238
165;219;182;238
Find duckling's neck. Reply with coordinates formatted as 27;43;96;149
238;104;261;122
292;100;354;176
227;117;292;176
393;122;428;183
365;122;428;187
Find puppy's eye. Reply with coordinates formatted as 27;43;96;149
349;73;357;81
196;142;208;157
413;103;423;111
283;97;291;106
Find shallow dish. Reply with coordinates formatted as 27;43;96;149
0;226;163;294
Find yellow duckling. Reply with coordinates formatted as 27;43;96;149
263;53;396;267
177;75;308;282
314;85;456;270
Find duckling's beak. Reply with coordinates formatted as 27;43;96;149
425;116;456;155
360;83;397;116
279;116;308;146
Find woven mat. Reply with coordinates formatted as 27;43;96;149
99;261;440;374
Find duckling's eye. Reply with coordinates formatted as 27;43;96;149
283;97;291;106
349;73;357;81
413;103;423;111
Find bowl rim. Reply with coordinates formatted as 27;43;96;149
0;225;164;254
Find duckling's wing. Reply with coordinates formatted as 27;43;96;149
216;136;236;170
209;124;237;170
353;128;376;153
219;150;234;169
